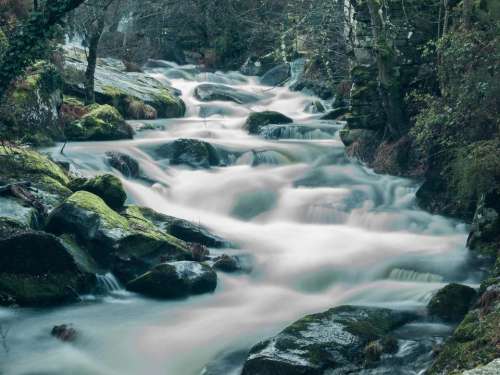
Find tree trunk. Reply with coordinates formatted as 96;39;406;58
366;0;408;139
0;0;86;100
84;17;106;105
463;0;472;30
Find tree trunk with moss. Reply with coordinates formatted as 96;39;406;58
85;16;106;105
0;0;86;100
366;0;408;139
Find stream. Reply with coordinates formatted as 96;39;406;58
0;61;474;375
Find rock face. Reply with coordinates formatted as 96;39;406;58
0;231;95;306
427;283;477;322
68;174;127;209
155;138;221;168
244;111;293;135
242;305;416;375
260;64;291;86
63;47;185;119
126;261;217;299
194;83;260;104
105;151;140;178
65;104;134;141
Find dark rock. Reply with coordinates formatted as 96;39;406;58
155;138;221;169
339;127;376;147
51;324;78;342
242;305;416;375
213;255;239;273
244;111;293;135
68;174;127;209
260;64;291;86
428;283;477;322
321;107;349;120
305;101;326;114
105;152;140;178
194;83;260;104
126;261;217;299
0;231;95;306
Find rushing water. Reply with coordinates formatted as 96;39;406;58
0;61;474;375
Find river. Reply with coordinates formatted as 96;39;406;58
0;60;472;375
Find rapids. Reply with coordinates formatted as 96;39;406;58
0;61;474;375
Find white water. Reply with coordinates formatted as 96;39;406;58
0;62;472;375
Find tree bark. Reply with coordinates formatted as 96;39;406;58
84;16;106;105
463;0;472;30
0;0;86;100
366;0;408;139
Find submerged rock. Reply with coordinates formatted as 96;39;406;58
155;138;221;168
242;305;416;375
51;324;78;342
105;151;140;178
260;64;291;86
65;104;134;141
0;231;95;306
194;83;260;104
126;261;217;299
244;111;293;135
213;255;239;273
68;174;127;209
427;283;477;322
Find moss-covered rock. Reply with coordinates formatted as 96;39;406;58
65;104;134;141
69;174;127;209
0;231;95;306
156;138;221;169
126;261;217;299
242;305;416;375
244;111;293;135
428;283;477;322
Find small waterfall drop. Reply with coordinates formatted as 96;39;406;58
388;268;445;283
96;273;123;293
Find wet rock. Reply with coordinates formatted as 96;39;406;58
0;231;95;307
63;47;185;119
126;261;217;299
427;283;477;322
51;324;78;342
260;64;291;86
69;174;127;209
321;107;349;120
156;138;221;169
194;83;260;104
305;101;325;114
213;255;239;273
65;104;134;141
244;111;293;135
105;151;140;178
462;359;500;374
242;305;416;375
47;192;189;271
339;127;376;147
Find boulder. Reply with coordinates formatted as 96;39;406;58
126;261;217;299
427;283;477;322
46;192;189;272
305;101;326;114
68;174;127;209
51;324;78;342
244;111;293;135
63;47;185;119
194;83;260;104
105;151;140;178
0;231;95;306
321;107;349;120
213;255;239;273
125;206;227;248
242;305;416;375
339;127;376;147
65;104;134;141
260;64;291;86
155;138;221;169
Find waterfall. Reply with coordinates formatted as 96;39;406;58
388;268;444;283
96;273;123;293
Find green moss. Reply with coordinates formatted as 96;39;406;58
0;28;8;61
70;174;127;209
63;95;85;107
152;89;186;118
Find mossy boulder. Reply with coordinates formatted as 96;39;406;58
46;192;190;281
244;111;293;135
427;283;477;322
242;305;416;375
69;174;127;209
194;83;260;104
126;261;217;299
2;61;64;146
65;104;134;141
156;138;221;168
0;231;95;306
105;151;140;178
